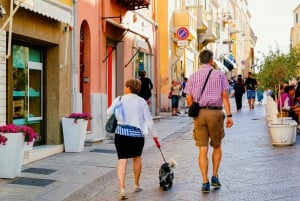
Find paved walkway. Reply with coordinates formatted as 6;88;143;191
1;95;300;201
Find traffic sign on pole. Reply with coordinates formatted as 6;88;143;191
176;27;189;40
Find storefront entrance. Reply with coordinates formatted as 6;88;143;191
11;44;44;145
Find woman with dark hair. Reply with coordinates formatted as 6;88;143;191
138;70;153;105
107;79;158;200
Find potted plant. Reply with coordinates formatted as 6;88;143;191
258;48;300;146
0;124;38;178
61;112;91;152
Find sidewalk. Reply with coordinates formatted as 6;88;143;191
0;111;193;201
1;96;300;201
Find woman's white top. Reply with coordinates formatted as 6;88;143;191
107;93;157;136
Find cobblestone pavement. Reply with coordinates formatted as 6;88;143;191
1;96;300;201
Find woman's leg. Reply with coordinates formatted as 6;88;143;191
133;156;142;187
117;159;128;192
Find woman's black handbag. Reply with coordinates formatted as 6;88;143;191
105;113;117;133
188;102;200;117
188;69;213;118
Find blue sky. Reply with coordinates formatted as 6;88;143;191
248;0;299;55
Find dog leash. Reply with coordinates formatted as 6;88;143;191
153;137;167;163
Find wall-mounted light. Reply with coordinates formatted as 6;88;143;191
0;5;6;18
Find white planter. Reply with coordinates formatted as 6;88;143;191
0;133;25;178
268;122;297;146
24;138;35;151
62;118;88;152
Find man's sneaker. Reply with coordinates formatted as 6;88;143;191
201;182;210;193
211;175;221;188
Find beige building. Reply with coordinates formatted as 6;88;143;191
157;0;255;111
0;0;73;163
291;4;300;48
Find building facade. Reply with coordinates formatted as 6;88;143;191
157;0;255;111
291;4;300;49
0;0;256;163
0;0;73;162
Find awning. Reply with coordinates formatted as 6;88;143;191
105;19;149;41
214;59;229;73
223;55;237;71
15;0;73;25
103;19;150;63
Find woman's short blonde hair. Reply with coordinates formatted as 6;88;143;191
125;79;141;94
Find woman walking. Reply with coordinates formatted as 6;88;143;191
170;80;182;116
107;79;158;200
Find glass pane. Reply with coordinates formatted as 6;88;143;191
29;48;42;62
13;45;26;68
28;68;42;118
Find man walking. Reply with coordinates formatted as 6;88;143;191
245;72;257;110
184;49;233;193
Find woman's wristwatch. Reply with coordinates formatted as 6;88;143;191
227;114;232;118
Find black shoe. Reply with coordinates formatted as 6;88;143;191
211;175;221;188
201;182;210;193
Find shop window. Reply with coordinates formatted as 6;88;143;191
12;44;43;145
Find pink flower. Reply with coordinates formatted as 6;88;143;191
67;113;91;123
0;124;38;146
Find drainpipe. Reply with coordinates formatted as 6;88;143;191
72;0;78;112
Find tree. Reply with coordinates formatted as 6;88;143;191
258;48;300;92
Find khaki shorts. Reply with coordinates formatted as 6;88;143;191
193;109;225;147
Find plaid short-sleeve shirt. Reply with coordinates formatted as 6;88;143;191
184;65;229;107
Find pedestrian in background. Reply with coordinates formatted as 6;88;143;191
107;79;158;200
180;77;188;114
245;72;257;110
137;70;153;105
233;77;245;111
170;80;182;116
184;49;233;193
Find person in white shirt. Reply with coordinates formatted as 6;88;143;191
107;79;158;200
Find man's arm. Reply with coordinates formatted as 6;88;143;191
186;94;193;107
222;90;233;128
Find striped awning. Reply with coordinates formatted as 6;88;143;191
222;55;237;71
15;0;73;25
214;59;229;73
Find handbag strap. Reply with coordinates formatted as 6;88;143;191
113;96;122;113
197;69;213;102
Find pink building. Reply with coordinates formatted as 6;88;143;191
76;0;159;142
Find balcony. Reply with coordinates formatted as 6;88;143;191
199;20;217;45
172;10;197;39
186;5;208;33
115;0;149;10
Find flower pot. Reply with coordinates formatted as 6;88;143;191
62;117;88;152
268;122;297;146
0;133;25;178
24;138;35;151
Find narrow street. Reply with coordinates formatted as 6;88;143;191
64;96;300;201
1;96;300;201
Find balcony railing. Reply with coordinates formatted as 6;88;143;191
115;0;150;10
